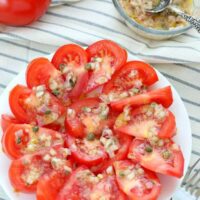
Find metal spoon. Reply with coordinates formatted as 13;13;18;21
146;0;200;33
50;0;81;7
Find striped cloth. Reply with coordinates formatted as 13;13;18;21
0;0;200;199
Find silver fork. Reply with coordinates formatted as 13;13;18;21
171;158;200;200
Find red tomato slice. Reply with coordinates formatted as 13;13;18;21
2;124;64;159
65;134;107;167
26;58;70;104
113;160;161;200
115;103;176;139
56;166;94;200
90;174;127;200
9;146;72;193
103;61;158;96
91;131;132;174
9;85;65;125
128;139;184;178
37;171;69;200
111;86;173;111
1;114;21;133
65;98;115;138
57;166;126;200
85;40;127;93
51;44;89;99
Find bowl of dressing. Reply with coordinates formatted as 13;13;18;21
113;0;200;40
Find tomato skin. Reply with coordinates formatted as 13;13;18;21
9;153;52;193
1;114;20;133
52;44;89;99
91;131;132;174
103;61;158;94
37;171;69;200
2;124;64;159
9;84;65;125
65;98;114;138
0;0;50;26
65;98;101;138
9;85;32;123
85;40;127;93
111;86;173;111
128;139;184;178
113;160;161;200
115;104;176;139
52;44;88;70
65;134;108;167
56;166;91;200
26;57;61;89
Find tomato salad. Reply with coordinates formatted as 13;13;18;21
1;40;184;200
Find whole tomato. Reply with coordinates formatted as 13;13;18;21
0;0;51;26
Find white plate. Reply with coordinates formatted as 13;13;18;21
0;54;192;200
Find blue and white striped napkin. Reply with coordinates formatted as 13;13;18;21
1;0;200;63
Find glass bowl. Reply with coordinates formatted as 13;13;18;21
112;0;200;40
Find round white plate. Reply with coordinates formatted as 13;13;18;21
0;54;192;200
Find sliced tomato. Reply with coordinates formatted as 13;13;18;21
128;139;184;178
85;40;127;93
26;58;70;104
2;124;64;159
9;146;72;193
65;98;115;138
103;61;158;97
65;134;107;167
56;166;94;200
1;114;21;133
9;85;65;126
91;130;132;174
9;152;52;193
90;174;127;200
57;166;126;200
113;160;161;200
51;44;89;99
111;86;173;111
37;171;69;200
115;103;176;139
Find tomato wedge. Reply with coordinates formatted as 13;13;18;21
65;98;115;138
56;166;94;200
37;171;69;200
26;58;70;105
91;130;132;174
85;40;127;93
128;139;184;178
2;124;64;159
9;146;72;193
65;134;107;167
102;61;158;102
113;160;161;200
9;85;65;125
51;44;89;99
111;86;173;111
57;166;126;200
115;103;176;139
1;114;20;133
90;174;127;200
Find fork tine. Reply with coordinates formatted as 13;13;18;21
190;177;200;194
182;158;200;187
184;169;200;189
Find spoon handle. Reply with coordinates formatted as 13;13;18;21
50;0;80;7
169;6;200;33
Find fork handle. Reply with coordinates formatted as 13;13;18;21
169;5;200;33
